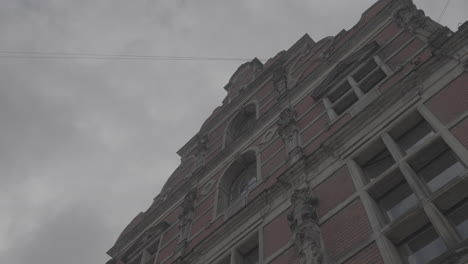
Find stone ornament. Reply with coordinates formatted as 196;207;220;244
200;179;215;196
194;135;209;169
287;43;312;89
393;2;428;32
273;67;288;95
178;189;197;246
277;107;303;162
260;127;278;144
288;187;323;264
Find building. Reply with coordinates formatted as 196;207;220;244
106;0;468;263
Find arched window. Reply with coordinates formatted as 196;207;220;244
225;103;257;147
218;150;258;215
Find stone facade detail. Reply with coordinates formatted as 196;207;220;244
193;135;209;170
272;67;288;96
288;188;323;264
393;2;428;32
106;2;468;264
277;107;303;163
174;189;197;262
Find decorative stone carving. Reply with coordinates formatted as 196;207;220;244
272;67;288;95
174;189;197;263
194;135;209;169
178;189;197;242
393;3;428;32
287;188;323;264
277;107;303;163
287;43;313;89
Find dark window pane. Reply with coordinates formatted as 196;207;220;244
361;149;395;181
448;201;468;240
230;161;256;202
410;140;466;192
332;91;358;115
147;240;159;255
356;140;395;182
379;180;418;221
399;226;447;264
243;246;259;264
360;68;386;93
329;81;352;103
391;113;435;154
353;59;378;82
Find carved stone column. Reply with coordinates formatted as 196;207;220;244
174;189;197;262
277;107;303;164
287;188;323;264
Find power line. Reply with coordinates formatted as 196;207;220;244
0;50;407;66
437;0;451;22
0;51;255;62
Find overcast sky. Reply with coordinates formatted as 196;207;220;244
0;0;466;263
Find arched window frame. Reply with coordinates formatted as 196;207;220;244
215;149;261;216
223;102;259;148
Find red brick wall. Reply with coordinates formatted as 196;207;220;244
297;102;326;130
156;237;178;264
374;22;401;46
263;209;293;259
261;137;285;162
191;209;212;238
426;72;468;125
378;31;412;60
388;37;425;66
342;243;384;264
301;115;329;142
294;94;316;116
194;193;215;219
262;148;287;178
321;199;372;260
314;166;356;218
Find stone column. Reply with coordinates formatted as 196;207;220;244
287;188;324;264
277;107;303;164
174;189;197;263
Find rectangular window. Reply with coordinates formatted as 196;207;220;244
242;246;259;264
399;225;447;264
409;139;466;192
325;57;388;117
378;179;418;222
447;200;468;240
332;91;358;115
389;112;435;154
360;68;386;93
356;140;395;182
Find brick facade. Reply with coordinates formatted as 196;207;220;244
106;1;468;264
